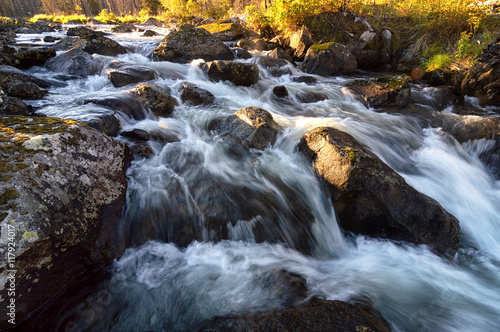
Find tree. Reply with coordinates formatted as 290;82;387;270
141;0;163;15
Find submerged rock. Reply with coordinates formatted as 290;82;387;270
84;93;146;120
296;90;328;103
130;82;178;117
0;116;130;329
298;126;460;256
272;85;289;98
345;75;412;108
84;113;121;137
207;61;259;86
209;107;280;150
153;25;234;63
197;297;391;332
121;128;151;141
303;42;357;76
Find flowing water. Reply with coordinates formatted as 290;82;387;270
18;25;500;331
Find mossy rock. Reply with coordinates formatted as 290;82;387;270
0;115;130;329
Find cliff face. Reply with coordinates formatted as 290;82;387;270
0;0;142;18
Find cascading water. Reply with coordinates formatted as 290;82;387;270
20;25;500;331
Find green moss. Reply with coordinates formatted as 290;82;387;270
0;188;18;205
375;75;411;90
0;212;7;221
342;147;359;164
310;42;335;52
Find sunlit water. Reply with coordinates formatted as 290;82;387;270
19;25;500;331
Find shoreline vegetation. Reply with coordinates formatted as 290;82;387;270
1;0;500;74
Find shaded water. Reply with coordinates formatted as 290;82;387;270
21;25;500;331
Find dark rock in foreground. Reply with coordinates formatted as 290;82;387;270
1;45;56;69
0;116;130;330
209;107;280;150
197;297;391;332
0;65;51;88
153;25;234;63
299;126;460;256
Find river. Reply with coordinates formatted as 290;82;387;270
16;25;500;331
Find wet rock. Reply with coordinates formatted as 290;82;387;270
272;85;289;98
53;36;85;52
344;75;412;108
130;82;178;117
462;38;500;107
0;65;51;88
209;107;280;150
231;47;252;59
207;61;259;87
84;113;121;137
112;23;137;33
197;297;391;332
0;96;34;115
237;37;268;51
80;34;127;56
153;25;234;63
149;128;181;144
0;31;16;54
143;30;158;37
269;47;294;63
46;48;103;78
304;42;357;76
298;126;460;256
0;116;130;329
255;56;291;77
84;93;146;120
66;26;105;37
121;128;151;141
1;45;56;69
42;36;56;42
14;27;41;34
128;141;154;158
293;75;317;84
5;81;47;99
106;61;156;87
296;90;328;103
179;82;215;105
289;27;314;60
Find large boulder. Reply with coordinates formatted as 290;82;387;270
197;297;390;332
153;25;234;63
53;36;85;52
207;61;259;86
462;38;500;107
0;96;34;115
236;37;268;51
105;61;156;87
298;126;460;256
179;82;215;105
0;46;56;69
46;48;103;77
130;82;178;117
303;42;357;76
112;23;137;33
344;75;412;108
0;116;130;330
208;107;280;150
290;27;314;61
83;113;122;137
